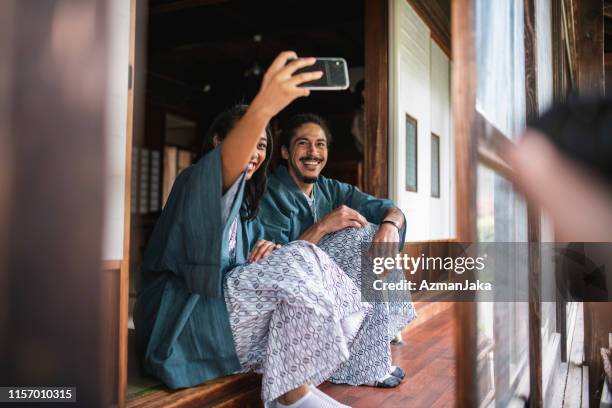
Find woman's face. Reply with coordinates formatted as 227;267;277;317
245;130;268;180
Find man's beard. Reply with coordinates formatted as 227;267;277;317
301;175;318;184
290;156;321;184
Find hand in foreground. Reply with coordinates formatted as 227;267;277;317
249;240;282;263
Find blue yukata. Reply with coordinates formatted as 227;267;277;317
134;147;369;403
259;165;403;242
259;165;417;386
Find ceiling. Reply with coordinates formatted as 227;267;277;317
146;0;366;116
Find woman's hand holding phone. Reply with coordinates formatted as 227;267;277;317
250;51;322;119
219;52;320;190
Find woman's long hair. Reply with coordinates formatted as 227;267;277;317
200;105;272;220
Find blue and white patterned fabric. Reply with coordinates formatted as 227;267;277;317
223;223;416;403
224;240;369;403
320;225;417;385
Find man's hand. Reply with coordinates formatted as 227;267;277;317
371;209;404;260
298;205;368;244
249;240;281;263
372;222;400;243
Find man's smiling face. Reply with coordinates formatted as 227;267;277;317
282;122;329;184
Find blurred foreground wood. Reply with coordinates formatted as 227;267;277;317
0;1;110;406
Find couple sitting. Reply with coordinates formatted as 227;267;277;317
134;52;416;408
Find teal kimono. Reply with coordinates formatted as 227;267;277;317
259;165;406;244
133;146;263;389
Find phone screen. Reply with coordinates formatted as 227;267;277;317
293;58;349;90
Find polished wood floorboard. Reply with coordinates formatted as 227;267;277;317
319;310;456;408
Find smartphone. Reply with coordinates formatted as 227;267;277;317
292;58;350;90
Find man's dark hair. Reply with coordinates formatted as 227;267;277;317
201;104;273;220
279;113;333;150
530;98;612;185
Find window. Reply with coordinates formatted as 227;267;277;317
138;148;150;214
405;114;418;192
162;145;193;207
132;147;163;215
431;133;440;198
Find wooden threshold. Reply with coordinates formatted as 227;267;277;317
126;373;262;408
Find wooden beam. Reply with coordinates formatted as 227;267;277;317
523;0;543;406
452;0;478;406
575;1;607;405
118;1;138;406
150;0;228;15
363;0;389;198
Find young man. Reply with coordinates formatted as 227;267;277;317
259;113;416;388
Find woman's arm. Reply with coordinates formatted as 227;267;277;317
220;51;322;189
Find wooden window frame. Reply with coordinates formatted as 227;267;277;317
452;0;553;406
405;113;418;192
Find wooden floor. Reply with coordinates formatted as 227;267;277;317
549;303;588;408
319;308;456;407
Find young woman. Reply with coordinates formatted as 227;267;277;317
134;52;368;408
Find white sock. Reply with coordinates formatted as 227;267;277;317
309;386;351;408
276;391;312;408
276;387;351;408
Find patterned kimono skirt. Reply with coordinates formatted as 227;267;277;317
223;226;416;403
321;225;417;385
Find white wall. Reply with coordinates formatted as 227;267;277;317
102;0;131;260
429;42;452;239
389;0;454;241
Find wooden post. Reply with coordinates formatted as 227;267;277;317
524;0;543;406
575;0;607;406
363;0;389;198
452;0;478;406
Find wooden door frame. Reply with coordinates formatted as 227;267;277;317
118;0;137;406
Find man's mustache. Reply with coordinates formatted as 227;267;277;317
299;156;324;162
